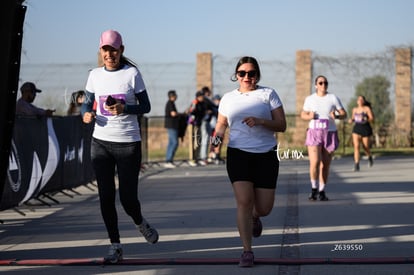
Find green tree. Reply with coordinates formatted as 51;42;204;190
347;75;393;131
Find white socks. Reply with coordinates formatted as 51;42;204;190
311;180;326;191
311;179;318;189
319;182;326;192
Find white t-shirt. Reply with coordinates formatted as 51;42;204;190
302;92;344;131
85;65;146;142
219;86;283;153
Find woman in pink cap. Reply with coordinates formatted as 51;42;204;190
81;30;158;264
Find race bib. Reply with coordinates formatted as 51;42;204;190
354;113;366;123
312;119;329;130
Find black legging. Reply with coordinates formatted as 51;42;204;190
91;138;143;243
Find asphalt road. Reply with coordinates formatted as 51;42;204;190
1;155;413;274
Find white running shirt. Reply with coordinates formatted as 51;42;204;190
219;86;283;153
302;92;344;131
85;65;146;142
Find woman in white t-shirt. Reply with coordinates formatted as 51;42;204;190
212;56;286;267
82;30;158;264
301;75;347;201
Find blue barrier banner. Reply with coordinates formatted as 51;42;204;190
1;116;94;211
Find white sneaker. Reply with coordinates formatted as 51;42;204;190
163;162;176;168
188;160;197;167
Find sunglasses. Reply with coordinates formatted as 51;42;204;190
237;70;257;78
318;81;328;86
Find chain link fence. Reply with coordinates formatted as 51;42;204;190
19;48;413;158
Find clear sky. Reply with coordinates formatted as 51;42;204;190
18;0;414;116
21;0;414;64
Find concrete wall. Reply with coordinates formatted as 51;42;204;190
294;50;313;146
196;52;213;92
394;48;412;146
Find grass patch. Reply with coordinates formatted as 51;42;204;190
145;145;414;162
335;146;414;157
370;147;414;156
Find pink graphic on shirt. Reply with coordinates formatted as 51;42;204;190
99;94;126;116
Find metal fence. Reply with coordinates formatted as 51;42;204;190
19;49;404;118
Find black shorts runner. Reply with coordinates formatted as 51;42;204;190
353;123;373;137
226;147;279;189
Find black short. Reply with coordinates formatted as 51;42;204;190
226;147;279;189
353;123;373;137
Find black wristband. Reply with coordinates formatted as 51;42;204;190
211;136;223;147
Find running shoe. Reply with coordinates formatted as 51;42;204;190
368;156;373;167
138;218;159;244
252;217;263;238
104;243;123;264
239;251;254;267
198;159;207;166
308;188;318;201
214;157;225;165
163;162;176;168
353;163;360;172
319;191;329;201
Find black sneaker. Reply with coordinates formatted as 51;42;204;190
308;188;318;201
239;251;254;267
319;191;329;201
252;217;263;238
368;156;373;167
214;157;225;165
104;243;123;264
353;163;360;172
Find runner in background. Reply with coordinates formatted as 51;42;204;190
301;75;347;201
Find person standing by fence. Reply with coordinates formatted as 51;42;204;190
208;94;224;164
81;29;158;264
198;86;215;165
16;82;55;117
301;75;347;201
348;95;374;171
67;90;85;116
212;56;286;267
164;90;181;168
187;91;208;166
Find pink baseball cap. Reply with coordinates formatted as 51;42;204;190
99;30;123;49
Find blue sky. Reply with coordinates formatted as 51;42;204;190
22;0;414;64
19;0;414;115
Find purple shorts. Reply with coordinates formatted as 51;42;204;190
305;129;339;153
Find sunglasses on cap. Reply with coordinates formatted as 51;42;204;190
237;70;257;78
